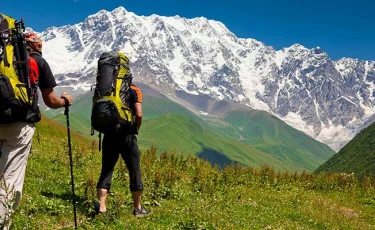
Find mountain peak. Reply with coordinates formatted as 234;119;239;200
95;9;108;15
111;6;127;14
88;6;128;20
341;57;356;61
289;43;308;51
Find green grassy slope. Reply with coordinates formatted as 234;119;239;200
139;114;305;171
204;110;335;171
53;112;92;136
11;116;375;229
142;93;197;121
315;122;375;178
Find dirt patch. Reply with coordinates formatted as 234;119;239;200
339;207;359;218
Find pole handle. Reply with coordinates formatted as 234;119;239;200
61;96;69;115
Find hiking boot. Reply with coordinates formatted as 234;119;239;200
133;207;151;217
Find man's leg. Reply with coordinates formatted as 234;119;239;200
96;134;119;213
121;135;144;210
132;191;142;210
0;123;35;228
96;188;108;213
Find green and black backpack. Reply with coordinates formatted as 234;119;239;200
0;13;40;124
91;51;134;136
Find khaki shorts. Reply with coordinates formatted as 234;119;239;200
0;122;35;228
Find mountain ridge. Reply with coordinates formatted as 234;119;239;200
39;6;375;151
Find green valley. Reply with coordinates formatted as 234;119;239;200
43;85;335;172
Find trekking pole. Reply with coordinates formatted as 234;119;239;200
62;97;78;230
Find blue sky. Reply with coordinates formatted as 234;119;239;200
2;0;374;60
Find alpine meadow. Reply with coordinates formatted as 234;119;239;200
2;3;375;230
11;116;375;229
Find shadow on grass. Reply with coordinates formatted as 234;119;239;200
196;147;243;169
41;191;128;220
41;191;86;203
40;191;93;216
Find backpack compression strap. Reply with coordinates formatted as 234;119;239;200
0;14;11;67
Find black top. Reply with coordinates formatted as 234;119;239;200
30;53;57;91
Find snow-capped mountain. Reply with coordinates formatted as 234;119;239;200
40;6;375;151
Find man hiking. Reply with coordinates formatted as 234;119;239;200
0;26;73;229
92;51;150;217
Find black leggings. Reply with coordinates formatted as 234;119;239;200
96;133;143;192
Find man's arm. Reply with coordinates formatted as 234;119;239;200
42;88;72;109
134;102;142;132
33;55;73;109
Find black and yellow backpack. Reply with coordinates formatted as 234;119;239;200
0;13;40;124
91;51;134;136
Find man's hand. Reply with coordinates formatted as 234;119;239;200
60;92;73;106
